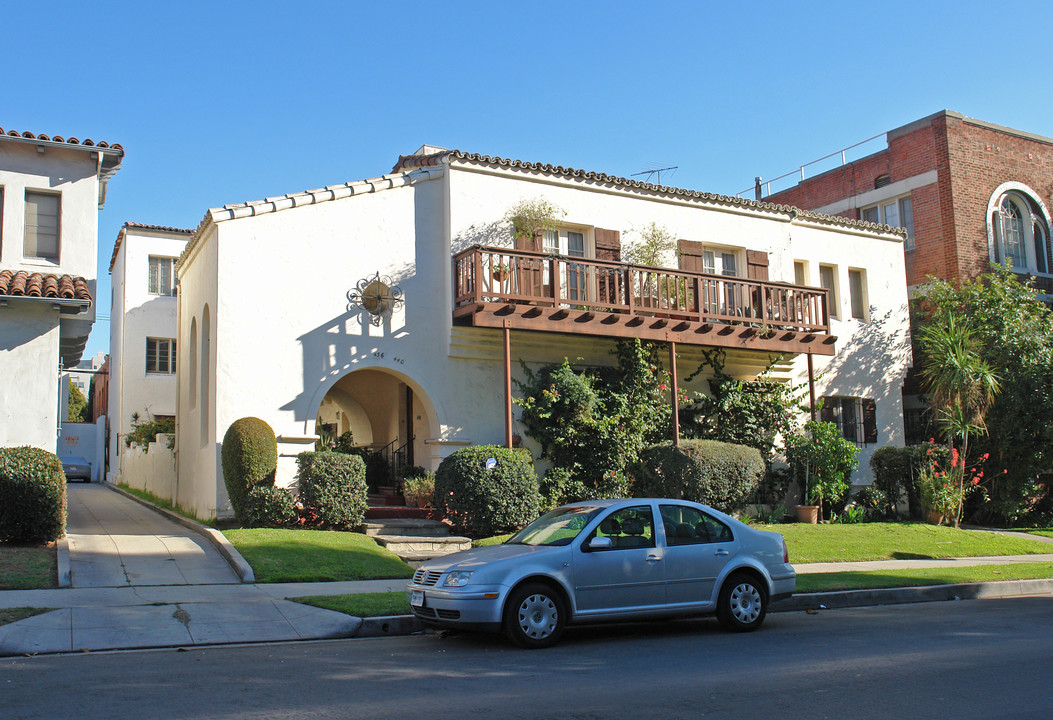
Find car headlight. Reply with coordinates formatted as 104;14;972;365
443;571;474;587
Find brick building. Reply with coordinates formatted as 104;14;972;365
764;110;1053;295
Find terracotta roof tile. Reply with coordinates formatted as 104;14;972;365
0;125;124;153
0;269;93;303
109;222;194;272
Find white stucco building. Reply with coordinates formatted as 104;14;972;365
107;222;192;481
0;126;122;450
174;147;911;519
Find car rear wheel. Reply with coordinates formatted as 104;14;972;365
717;573;767;632
503;582;566;649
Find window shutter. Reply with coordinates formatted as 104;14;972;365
679;240;704;273
512;217;541;252
594;228;621;262
819;396;834;423
746;250;769;281
862;398;877;444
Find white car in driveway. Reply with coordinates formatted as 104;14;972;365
406;498;795;648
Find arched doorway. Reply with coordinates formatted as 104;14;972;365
314;368;434;487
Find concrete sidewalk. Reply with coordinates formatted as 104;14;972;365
2;483;1052;657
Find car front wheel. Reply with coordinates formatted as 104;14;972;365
503;583;566;649
717;573;768;632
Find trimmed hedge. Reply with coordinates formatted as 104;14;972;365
221;417;278;523
434;445;540;537
296;451;368;530
634;439;764;514
0;446;67;543
243;486;298;528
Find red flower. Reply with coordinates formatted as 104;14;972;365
972;478;980;486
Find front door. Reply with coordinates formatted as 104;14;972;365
573;505;665;613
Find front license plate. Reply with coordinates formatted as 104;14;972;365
410;590;425;607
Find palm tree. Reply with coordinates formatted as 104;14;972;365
919;316;1001;527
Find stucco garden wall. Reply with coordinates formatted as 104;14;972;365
119;434;177;503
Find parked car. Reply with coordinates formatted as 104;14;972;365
406;498;795;648
60;455;92;482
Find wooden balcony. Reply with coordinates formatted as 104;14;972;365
453;246;836;355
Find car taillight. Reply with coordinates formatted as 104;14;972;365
782;539;789;564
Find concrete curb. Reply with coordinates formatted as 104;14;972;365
353;614;425;638
56;537;71;588
772;577;1053;612
105;483;255;583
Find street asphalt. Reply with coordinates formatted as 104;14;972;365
2;482;1052;657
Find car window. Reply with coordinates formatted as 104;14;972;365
660;505;734;545
587;506;655;550
507;505;602;546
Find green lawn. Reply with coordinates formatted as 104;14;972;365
772;522;1052;563
0;607;53;627
0;544;57;590
222;528;414;583
797;562;1053;593
294;591;411;618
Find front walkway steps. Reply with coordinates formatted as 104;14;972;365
363;517;471;567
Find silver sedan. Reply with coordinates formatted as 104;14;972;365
407;498;795;648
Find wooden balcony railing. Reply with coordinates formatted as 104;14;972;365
455;244;829;328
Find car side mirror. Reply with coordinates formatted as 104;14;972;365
587;536;613;551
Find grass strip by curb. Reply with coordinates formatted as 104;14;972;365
293;591;410;618
0;607;53;627
117;485;214;526
796;561;1053;593
0;544;57;590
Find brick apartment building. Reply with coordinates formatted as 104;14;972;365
764;110;1053;295
762;110;1053;441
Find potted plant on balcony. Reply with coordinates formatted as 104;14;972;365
491;263;510;282
504;197;565;251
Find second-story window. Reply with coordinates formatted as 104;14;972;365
702;250;738;276
146;337;177;374
149;256;177;296
24;191;60;262
542;228;588;300
848;269;868;320
819;264;838;319
862;196;914;250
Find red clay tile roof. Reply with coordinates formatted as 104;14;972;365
0;126;123;153
0;269;92;304
109;222;194;272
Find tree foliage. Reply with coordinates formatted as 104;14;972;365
67;383;88;422
917;265;1053;525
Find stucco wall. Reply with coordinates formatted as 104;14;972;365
120;434;177;503
0;303;61;449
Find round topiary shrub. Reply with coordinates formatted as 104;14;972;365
221;417;278;524
434;445;540;537
0;446;67;543
242;486;298;528
634;439;764;514
296;451;368;530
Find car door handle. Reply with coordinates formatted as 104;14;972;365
714;549;729;557
646;555;662;563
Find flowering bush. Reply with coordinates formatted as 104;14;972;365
918;441;987;526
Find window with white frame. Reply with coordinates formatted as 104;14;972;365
148;256;177;296
702;249;738;276
146;338;177;374
794;261;808;286
848;268;867;320
24;191;60;261
862;196;914;250
542;228;588;300
988;190;1052;274
819;264;838;319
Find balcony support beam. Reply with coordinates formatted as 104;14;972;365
669;341;680;447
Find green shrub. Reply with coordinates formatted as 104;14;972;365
242;486;299;528
434;445;541;537
296;451;368;530
401;471;435;507
0;447;67;543
125;414;176;452
786;420;859;515
539;466;589;512
221;417;278;524
633;439;764;514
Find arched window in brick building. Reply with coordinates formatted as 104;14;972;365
987;185;1052;275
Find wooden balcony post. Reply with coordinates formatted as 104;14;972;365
670;341;680;447
807;352;816;422
473;250;483;304
551;256;561;302
504;325;513;448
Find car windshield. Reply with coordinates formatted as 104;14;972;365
506;505;603;546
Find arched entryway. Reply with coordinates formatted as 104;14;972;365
313;368;435;487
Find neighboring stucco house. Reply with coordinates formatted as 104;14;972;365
173;146;911;519
107;222;192;482
0;126;122;450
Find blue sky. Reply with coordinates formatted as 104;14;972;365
5;0;1053;359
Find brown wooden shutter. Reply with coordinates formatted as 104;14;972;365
679;239;704;272
746;250;770;281
819;396;835;423
594;228;621;261
512;217;542;252
862;398;878;444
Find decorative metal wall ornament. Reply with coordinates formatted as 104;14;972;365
347;272;404;326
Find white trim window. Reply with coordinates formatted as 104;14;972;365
146;337;177;374
861;196;914;250
24;191;60;261
148;256;177;296
988;189;1052;275
542;228;588;301
819;264;838;319
702;249;738;277
848;268;868;320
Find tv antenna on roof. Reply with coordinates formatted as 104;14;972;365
631;165;678;186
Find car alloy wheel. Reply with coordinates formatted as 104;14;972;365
717;573;767;632
504;583;566;649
